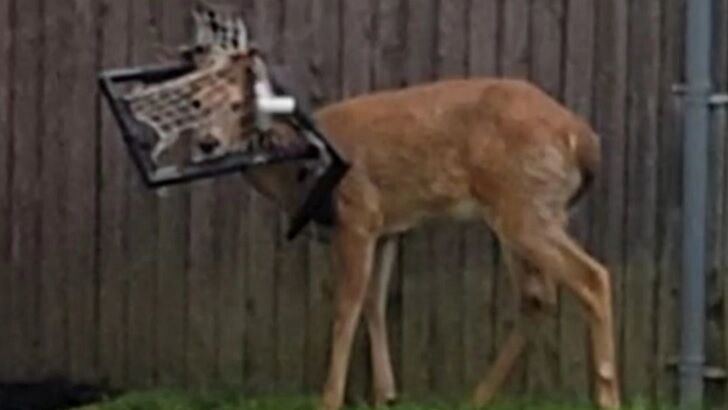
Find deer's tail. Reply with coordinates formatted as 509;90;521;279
568;129;601;208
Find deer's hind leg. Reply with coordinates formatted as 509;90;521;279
472;248;557;407
498;213;620;409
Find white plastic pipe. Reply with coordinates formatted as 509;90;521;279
257;96;296;114
254;79;296;131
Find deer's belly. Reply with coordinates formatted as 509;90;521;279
383;198;485;234
446;199;484;220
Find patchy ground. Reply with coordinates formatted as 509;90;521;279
71;390;661;410
0;382;671;410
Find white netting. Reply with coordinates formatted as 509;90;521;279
192;0;249;52
124;52;254;162
120;2;297;164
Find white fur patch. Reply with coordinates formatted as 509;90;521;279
447;199;483;221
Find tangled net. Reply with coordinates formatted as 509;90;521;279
122;0;256;163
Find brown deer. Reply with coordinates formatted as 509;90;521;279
125;4;621;409
259;79;620;410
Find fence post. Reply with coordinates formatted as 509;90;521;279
680;0;713;407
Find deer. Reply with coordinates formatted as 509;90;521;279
264;78;620;410
123;3;621;409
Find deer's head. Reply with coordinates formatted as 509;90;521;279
123;1;293;164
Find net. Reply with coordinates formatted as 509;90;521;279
123;52;255;163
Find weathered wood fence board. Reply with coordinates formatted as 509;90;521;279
10;0;43;382
655;0;684;402
560;0;594;398
623;0;661;397
98;0;132;388
400;0;437;398
0;0;725;406
527;0;563;397
155;0;192;387
0;0;13;379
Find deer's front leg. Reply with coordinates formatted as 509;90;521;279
364;237;398;406
321;227;376;410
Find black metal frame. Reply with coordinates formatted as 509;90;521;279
98;61;350;240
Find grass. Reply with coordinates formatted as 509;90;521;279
73;389;670;410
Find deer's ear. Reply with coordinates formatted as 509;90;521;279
234;17;249;51
193;0;213;16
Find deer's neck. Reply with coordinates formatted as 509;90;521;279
241;121;322;216
242;163;309;213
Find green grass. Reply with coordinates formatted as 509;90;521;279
73;389;672;410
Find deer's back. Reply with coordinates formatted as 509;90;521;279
314;78;599;234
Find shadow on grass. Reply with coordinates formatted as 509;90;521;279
0;378;113;410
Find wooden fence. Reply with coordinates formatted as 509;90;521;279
2;0;728;406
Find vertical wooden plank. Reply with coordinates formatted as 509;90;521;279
213;0;253;386
127;0;160;387
274;0;311;393
373;0;405;91
243;190;279;393
252;0;284;59
500;0;529;78
215;176;248;385
559;0;595;400
468;0;498;77
655;2;684;401
400;0;437;397
98;0;131;387
155;0;191;387
224;0;255;388
622;0;661;399
176;0;251;388
530;0;564;98
430;222;465;398
527;0;565;398
400;228;434;399
243;0;283;393
656;0;686;401
213;0;249;385
372;0;406;394
341;0;373;99
341;0;375;402
496;0;531;396
62;0;101;383
9;0;42;381
305;0;340;394
431;0;468;398
654;0;682;401
187;177;218;387
462;227;497;390
0;0;13;378
214;3;249;386
590;0;628;389
40;0;71;382
305;241;333;395
464;0;499;392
